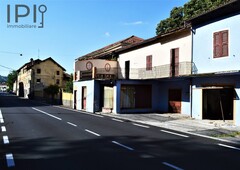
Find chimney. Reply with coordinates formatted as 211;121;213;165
30;58;34;65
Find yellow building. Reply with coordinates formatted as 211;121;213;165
16;57;69;100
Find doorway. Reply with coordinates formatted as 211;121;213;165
19;82;24;97
74;90;77;109
203;88;233;120
168;89;182;113
82;87;87;110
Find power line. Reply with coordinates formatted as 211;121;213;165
0;51;22;56
0;65;15;71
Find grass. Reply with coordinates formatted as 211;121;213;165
213;131;240;138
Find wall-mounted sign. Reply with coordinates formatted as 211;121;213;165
105;63;111;72
86;61;93;70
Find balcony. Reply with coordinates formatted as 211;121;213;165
118;62;195;80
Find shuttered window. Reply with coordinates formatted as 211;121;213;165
213;30;228;58
146;55;152;70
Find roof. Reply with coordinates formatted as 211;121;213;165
17;57;66;72
76;35;144;61
186;0;240;26
116;27;191;54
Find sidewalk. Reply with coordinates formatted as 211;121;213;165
99;112;240;144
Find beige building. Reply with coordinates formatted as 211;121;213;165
16;57;69;99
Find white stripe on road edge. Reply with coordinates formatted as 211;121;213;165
112;118;124;123
67;122;77;127
32;107;62;121
85;129;101;137
6;153;15;167
218;143;240;151
112;141;134;151
0;109;3;119
1;126;6;132
3;136;9;144
162;162;184;170
91;114;104;118
161;130;189;138
132;123;150;129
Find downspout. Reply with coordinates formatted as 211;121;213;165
190;28;194;118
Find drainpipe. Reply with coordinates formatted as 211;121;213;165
190;28;194;118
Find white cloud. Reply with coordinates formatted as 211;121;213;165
105;32;111;37
123;21;144;25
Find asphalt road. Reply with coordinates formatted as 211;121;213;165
0;92;240;170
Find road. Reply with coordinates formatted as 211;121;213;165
0;92;240;170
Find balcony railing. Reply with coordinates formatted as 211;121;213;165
78;62;197;80
118;62;194;79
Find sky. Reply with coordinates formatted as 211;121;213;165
0;0;189;76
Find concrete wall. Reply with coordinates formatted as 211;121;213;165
62;92;73;108
193;14;240;74
73;80;95;113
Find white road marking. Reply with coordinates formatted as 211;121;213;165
32;107;62;120
1;126;6;132
6;153;15;167
0;118;4;123
112;118;124;122
0;109;3;119
91;114;104;118
3;136;9;144
161;130;189;138
162;162;184;170
67;122;77;127
112;141;134;151
85;129;101;137
132;123;150;129
218;143;240;151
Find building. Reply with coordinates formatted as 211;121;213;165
74;36;144;112
187;0;240;125
116;28;192;114
16;57;69;100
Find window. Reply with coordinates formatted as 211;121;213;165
213;30;228;58
37;69;41;74
36;79;41;83
146;55;152;70
56;71;60;75
56;79;60;85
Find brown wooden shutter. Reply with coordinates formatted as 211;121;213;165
222;30;228;57
146;55;152;70
214;32;221;58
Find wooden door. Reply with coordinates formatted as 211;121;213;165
168;89;181;113
82;87;87;110
170;48;179;77
74;90;77;109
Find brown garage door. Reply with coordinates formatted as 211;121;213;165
168;89;181;113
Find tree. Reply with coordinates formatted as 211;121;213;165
44;84;60;103
156;0;231;35
7;70;17;91
64;74;73;93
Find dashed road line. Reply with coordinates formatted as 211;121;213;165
6;153;15;167
112;141;134;151
85;129;101;137
132;123;150;129
218;143;240;151
1;126;6;132
91;114;104;118
3;135;9;144
0;118;4;123
162;162;184;170
67;122;77;127
0;109;3;119
112;118;124;123
161;130;189;138
32;107;62;120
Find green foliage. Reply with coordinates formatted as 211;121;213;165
156;0;231;35
44;84;60;96
64;74;73;93
7;70;17;91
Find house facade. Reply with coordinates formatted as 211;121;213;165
116;28;192;114
73;36;144;113
16;57;68;100
188;0;240;125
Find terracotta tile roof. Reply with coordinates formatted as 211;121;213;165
76;35;144;61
